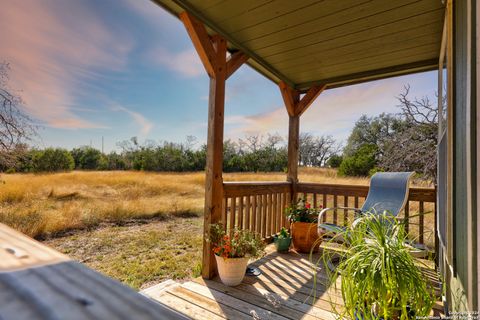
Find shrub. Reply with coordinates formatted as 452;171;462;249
338;144;377;176
32;148;74;172
71;146;102;170
327;154;343;168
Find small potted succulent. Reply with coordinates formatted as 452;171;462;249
208;224;265;286
285;198;320;253
273;227;291;252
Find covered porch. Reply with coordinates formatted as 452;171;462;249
148;0;446;318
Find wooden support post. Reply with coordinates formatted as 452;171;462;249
280;81;326;202
287;114;300;195
180;11;248;279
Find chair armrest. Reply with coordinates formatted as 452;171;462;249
317;207;361;226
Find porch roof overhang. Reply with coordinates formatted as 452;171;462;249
152;0;445;91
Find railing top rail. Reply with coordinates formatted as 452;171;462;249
223;181;290;197
223;181;436;203
223;181;291;186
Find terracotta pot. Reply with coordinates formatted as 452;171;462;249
215;255;249;286
291;222;320;253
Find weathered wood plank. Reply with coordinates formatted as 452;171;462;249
168;286;251;320
0;224;69;272
182;281;290;320
191;279;318;320
0;261;187;320
157;292;223;320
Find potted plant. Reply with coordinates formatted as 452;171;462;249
285;198;320;253
320;212;435;319
208;224;265;286
273;227;291;252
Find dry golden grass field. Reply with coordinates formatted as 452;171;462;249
0;168;433;289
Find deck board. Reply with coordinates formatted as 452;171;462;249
143;244;444;320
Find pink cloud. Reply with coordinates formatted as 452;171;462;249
0;0;133;129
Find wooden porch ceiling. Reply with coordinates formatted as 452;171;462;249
152;0;444;90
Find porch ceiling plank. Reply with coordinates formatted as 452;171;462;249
179;11;218;78
277;25;443;73
247;1;443;54
152;0;444;89
225;51;249;79
291;44;439;85
297;58;439;90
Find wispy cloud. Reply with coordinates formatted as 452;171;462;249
111;105;153;136
0;0;133;129
148;47;204;78
225;73;437;142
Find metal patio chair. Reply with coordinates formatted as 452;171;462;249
317;172;414;243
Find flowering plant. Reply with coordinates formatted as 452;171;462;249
285;198;319;223
209;224;265;259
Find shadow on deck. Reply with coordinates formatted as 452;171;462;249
142;244;444;319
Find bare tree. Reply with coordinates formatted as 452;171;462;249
379;85;439;181
299;133;339;167
0;62;35;168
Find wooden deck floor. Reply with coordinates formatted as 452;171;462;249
142;245;444;320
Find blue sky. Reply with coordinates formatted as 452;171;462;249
0;0;437;152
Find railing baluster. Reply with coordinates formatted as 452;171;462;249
245;195;251;231
354;196;359;209
404;201;410;234
275;193;280;234
344;196;349;226
267;193;273;237
261;194;267;238
222;197;227;231
313;193;317;209
230;197;236;236
322;194;327;222
281;192;286;228
238;196;244;230
252;195;257;233
333;195;338;224
419;201;424;244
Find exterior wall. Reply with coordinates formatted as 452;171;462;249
441;0;478;311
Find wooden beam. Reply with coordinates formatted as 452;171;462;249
279;81;299;117
295;84;326;116
226;52;249;79
179;11;217;78
202;35;227;280
179;11;249;279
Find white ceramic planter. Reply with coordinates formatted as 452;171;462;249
215;255;249;286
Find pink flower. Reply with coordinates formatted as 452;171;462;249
305;202;311;209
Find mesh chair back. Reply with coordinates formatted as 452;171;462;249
361;172;414;216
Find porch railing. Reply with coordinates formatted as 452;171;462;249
223;181;437;249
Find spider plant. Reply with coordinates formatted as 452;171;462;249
318;212;435;320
